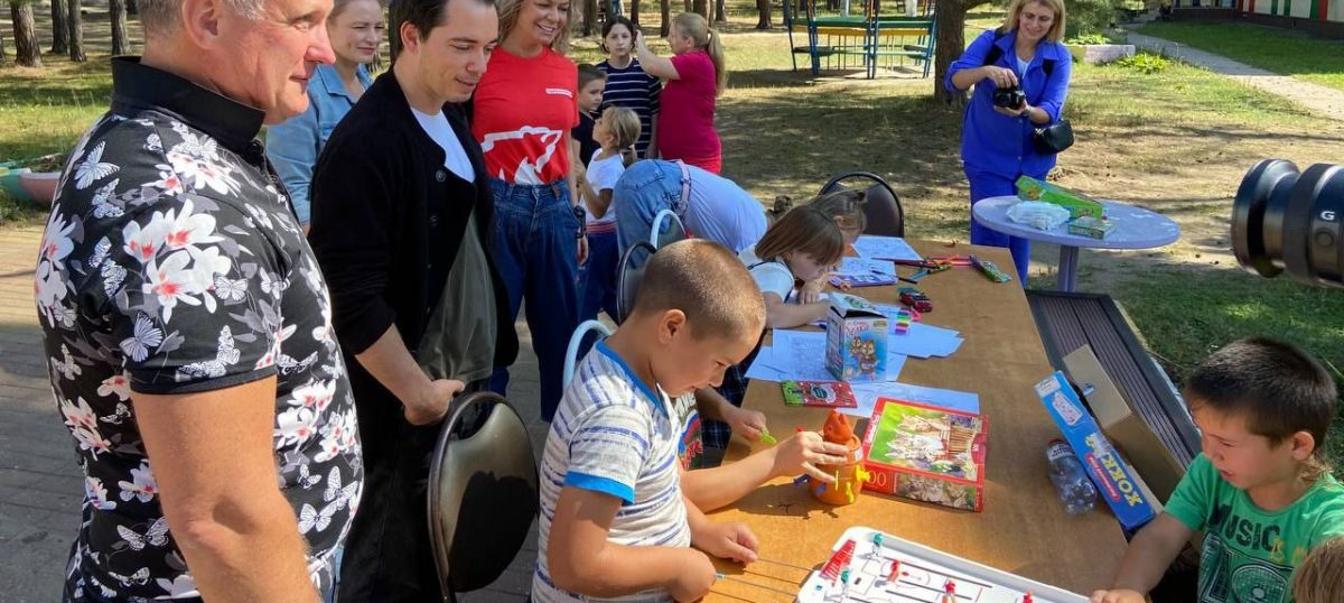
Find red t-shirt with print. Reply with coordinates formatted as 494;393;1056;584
472;46;579;185
656;50;720;163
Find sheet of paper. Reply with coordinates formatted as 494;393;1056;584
837;257;897;276
752;330;908;383
887;323;964;358
853;235;922;262
844;381;981;419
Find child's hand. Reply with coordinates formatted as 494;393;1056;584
798;277;829;303
1089;589;1146;603
724;405;767;442
692;521;759;564
772;431;850;481
667;549;716;602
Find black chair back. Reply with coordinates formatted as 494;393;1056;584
615;241;657;324
819;171;905;238
428;392;538;599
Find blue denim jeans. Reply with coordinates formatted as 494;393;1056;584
579;229;620;322
967;167;1031;284
613;160;686;258
487;179;581;422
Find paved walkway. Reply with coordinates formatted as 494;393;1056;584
0;223;540;601
1129;32;1344;122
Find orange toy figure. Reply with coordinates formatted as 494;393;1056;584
810;410;868;506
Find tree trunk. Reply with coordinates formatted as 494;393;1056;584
934;0;981;104
658;0;669;36
682;0;690;11
0;23;6;63
692;0;707;19
10;1;41;67
582;0;596;35
110;0;129;55
755;0;770;28
714;0;725;23
630;0;639;27
68;0;85;62
50;0;68;54
127;0;137;15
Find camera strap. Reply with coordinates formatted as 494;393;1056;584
982;28;1056;79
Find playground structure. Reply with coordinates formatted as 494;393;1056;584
784;0;938;78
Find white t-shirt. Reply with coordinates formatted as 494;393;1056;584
411;107;475;183
738;244;795;302
1016;55;1031;77
534;342;689;603
683;165;768;253
584;149;625;227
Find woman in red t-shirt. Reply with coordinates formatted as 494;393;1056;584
634;13;726;174
472;0;583;421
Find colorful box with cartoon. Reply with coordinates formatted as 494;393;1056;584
825;293;889;382
860;398;989;512
1034;371;1158;530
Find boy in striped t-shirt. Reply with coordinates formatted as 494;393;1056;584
535;240;767;602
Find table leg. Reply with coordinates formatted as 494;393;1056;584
1058;246;1079;292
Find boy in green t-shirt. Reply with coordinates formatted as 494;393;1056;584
1091;338;1344;603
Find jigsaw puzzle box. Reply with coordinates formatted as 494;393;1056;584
1034;371;1158;531
861;398;988;512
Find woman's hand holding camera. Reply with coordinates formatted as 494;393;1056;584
980;65;1018;89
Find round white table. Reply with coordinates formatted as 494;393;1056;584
971;196;1181;292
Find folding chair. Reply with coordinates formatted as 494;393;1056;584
649;208;689;249
819;171;905;237
563;320;616;389
427;391;538;602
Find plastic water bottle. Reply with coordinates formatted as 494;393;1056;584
1046;439;1098;515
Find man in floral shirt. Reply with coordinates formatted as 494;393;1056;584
33;0;361;600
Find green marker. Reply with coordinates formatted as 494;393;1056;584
759;428;777;445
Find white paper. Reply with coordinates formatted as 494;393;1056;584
852;235;922;262
887;323;964;359
837;257;897;277
746;330;908;383
844;381;981;419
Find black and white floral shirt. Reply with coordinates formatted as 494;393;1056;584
34;58;363;602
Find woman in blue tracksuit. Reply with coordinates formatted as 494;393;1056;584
946;0;1071;283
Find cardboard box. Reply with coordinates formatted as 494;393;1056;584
1016;176;1104;219
1035;371;1157;530
826;293;889;382
1062;346;1187;503
861;398;988;512
1066;216;1116;240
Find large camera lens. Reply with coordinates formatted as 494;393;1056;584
1233;159;1344;288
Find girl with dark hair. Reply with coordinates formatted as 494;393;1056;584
597;16;662;158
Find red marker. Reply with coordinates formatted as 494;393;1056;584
942;579;957;603
1022;592;1034;603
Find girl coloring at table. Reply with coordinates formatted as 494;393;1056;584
597;16;661;158
578;106;641;321
634;13;726;173
740;204;846;328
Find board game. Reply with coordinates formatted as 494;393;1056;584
796;527;1088;603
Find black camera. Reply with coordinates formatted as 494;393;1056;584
1232;159;1344;288
993;86;1026;110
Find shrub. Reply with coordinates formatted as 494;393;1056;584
1114;52;1172;74
1067;33;1113;45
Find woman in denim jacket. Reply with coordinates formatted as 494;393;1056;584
266;0;384;230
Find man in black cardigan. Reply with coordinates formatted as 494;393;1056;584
307;0;517;598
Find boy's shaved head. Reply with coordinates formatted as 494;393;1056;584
632;239;766;342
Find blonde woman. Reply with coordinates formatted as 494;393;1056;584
472;0;583;422
634;12;727;173
946;0;1071;283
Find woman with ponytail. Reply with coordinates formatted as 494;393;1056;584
634;12;727;173
578;106;641;321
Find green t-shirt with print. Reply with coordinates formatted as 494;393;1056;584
1165;454;1344;603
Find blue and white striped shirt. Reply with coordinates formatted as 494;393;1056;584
598;59;662;158
533;342;690;602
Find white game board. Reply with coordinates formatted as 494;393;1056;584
796;527;1088;603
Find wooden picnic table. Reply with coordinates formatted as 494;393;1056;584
704;241;1127;602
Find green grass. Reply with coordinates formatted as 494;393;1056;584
1140;21;1344;93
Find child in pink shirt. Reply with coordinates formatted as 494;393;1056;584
634;13;725;173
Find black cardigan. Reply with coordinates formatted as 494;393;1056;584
308;71;518;378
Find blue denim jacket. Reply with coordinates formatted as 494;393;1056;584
946;29;1072;179
266;64;372;225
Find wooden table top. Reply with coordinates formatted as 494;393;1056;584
704;241;1126;602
